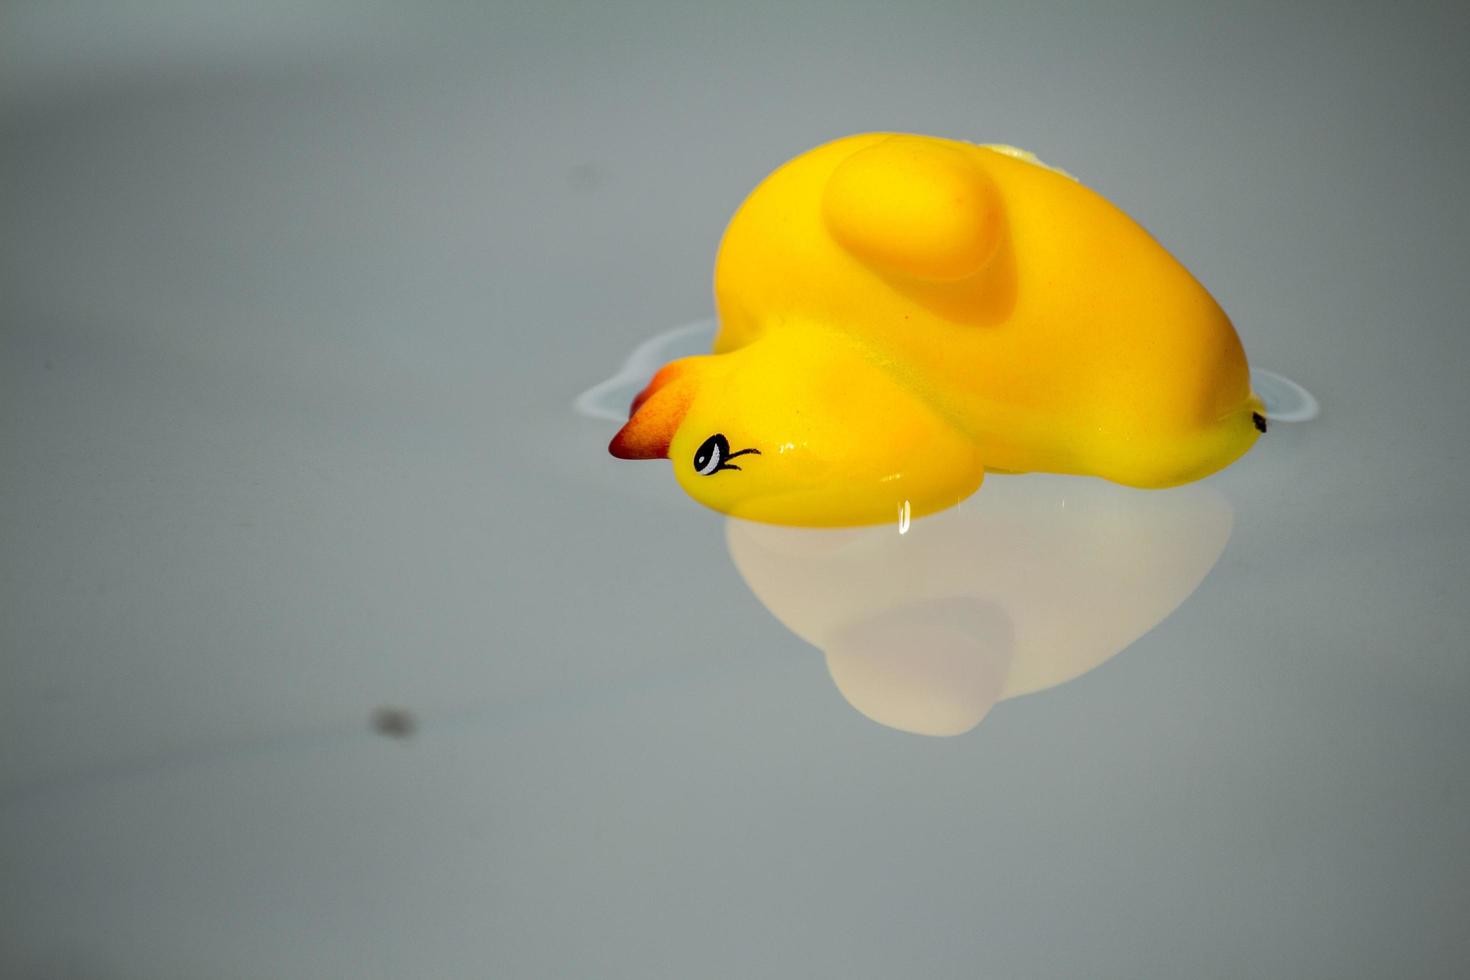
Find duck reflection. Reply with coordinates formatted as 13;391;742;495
725;475;1233;736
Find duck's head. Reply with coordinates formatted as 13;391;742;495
608;338;985;527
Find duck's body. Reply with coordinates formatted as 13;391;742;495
612;133;1263;527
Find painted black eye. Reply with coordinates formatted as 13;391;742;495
694;434;729;476
692;434;760;475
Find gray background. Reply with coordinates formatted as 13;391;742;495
2;2;1467;977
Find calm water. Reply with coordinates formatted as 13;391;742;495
3;4;1467;978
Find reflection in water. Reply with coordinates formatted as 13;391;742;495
726;475;1233;736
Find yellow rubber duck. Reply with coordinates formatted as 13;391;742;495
610;133;1264;527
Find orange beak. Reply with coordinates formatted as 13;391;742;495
608;361;696;460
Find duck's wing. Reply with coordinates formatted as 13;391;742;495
822;135;1007;284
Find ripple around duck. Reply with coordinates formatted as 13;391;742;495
573;319;717;422
577;320;1319;426
1249;367;1320;423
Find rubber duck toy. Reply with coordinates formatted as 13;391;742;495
610;133;1264;527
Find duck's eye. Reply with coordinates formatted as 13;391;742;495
693;433;730;476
